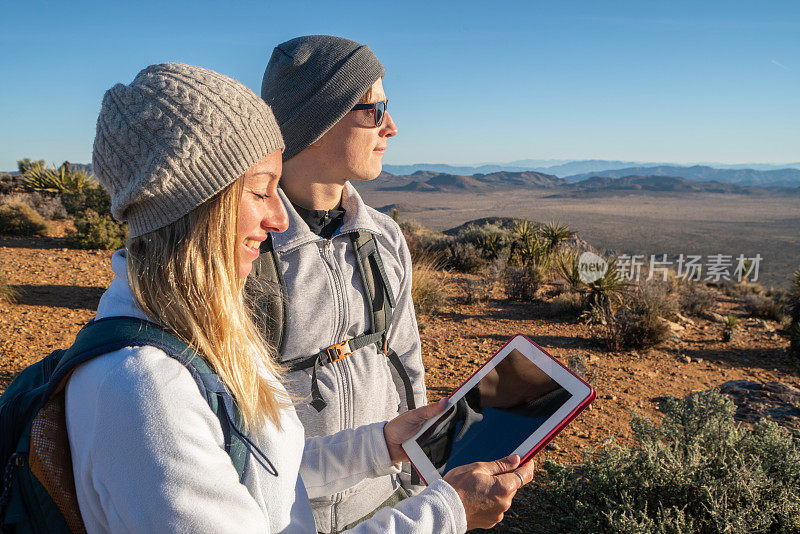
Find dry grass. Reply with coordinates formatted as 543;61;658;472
411;251;447;315
0;272;18;304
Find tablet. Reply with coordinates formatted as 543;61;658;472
402;334;595;485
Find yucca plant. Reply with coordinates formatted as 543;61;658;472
540;220;575;254
508;218;537;266
583;257;627;313
511;218;537;244
722;314;737;342
517;235;551;270
555;248;584;291
581;258;631;349
476;232;505;261
23;161;93;195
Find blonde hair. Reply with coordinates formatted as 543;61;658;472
126;178;288;430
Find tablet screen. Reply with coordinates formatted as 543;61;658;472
416;348;572;474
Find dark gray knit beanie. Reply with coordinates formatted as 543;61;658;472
261;35;384;161
93;63;284;238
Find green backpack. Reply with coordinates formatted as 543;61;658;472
0;316;272;534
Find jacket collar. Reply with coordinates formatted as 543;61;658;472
271;182;382;254
95;249;152;322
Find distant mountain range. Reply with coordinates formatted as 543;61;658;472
368;170;567;192
383;159;800;184
563;165;800;187
362;170;800;197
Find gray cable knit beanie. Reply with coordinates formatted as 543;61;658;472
261;35;384;161
93;63;285;238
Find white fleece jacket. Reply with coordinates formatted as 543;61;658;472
64;250;467;534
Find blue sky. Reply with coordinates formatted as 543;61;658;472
1;0;798;171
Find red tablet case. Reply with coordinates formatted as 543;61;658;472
411;334;595;481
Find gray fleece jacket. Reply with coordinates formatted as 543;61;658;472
270;182;427;532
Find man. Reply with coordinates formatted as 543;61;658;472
256;35;427;532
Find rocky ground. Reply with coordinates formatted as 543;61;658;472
1;226;798;533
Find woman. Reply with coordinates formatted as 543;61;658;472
65;63;533;533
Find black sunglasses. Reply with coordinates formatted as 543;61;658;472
351;100;388;127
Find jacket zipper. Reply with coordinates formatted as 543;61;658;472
322;238;352;528
322;239;351;431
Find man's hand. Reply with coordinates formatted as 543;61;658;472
383;398;449;463
444;454;535;530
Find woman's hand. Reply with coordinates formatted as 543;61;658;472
383;398;449;463
444;454;535;530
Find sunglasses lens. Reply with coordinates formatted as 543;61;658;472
374;102;385;127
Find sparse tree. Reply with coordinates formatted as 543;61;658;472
17;158;44;175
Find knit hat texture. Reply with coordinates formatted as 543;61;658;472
93;63;284;238
261;35;384;161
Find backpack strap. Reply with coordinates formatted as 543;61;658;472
288;232;416;414
49;316;275;481
351;232;420;486
247;230;416;416
246;235;287;353
350;232;415;412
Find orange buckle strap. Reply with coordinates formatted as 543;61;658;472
325;341;352;364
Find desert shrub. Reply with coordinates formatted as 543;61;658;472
615;306;672;349
530;389;800;533
461;278;492;304
0;200;50;236
550;291;584;317
634;279;679;319
399;219;424;236
0;272;18;304
503;264;546;301
455;222;509;247
66;209;126;250
0;192;67;220
0;174;15;195
566;352;595;384
444;242;486;273
719;279;766;298
742;294;785;322
584;267;679;349
411;252;446;315
679;282;716;316
610;281;675;349
61;185;112;218
789;269;800;359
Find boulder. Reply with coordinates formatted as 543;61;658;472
718;380;800;436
